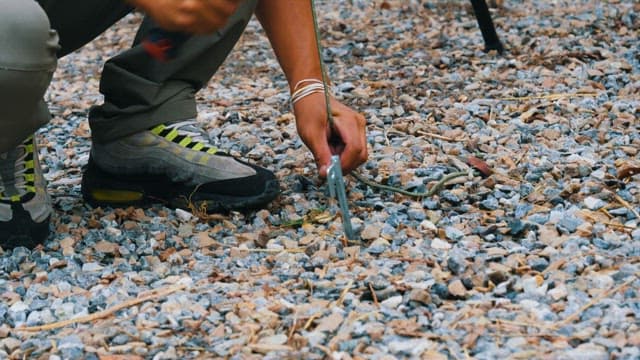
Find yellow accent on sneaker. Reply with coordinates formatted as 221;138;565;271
179;137;192;147
207;147;218;154
165;129;179;141
193;143;204;151
151;125;166;135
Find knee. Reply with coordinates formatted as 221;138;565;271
0;0;59;71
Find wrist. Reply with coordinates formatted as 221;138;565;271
290;78;337;108
287;68;325;93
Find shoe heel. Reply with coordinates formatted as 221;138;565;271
85;188;145;203
81;158;148;207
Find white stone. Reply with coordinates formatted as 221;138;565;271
175;208;194;222
419;220;437;231
258;334;288;345
548;285;568;301
105;226;122;237
380;295;403;309
522;277;548;297
431;238;452;250
584;196;606;210
589;274;614;289
563;344;608;360
82;262;103;272
387;338;434;356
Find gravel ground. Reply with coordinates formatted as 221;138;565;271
1;0;639;359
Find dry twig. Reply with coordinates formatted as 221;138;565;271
15;283;188;332
551;275;637;330
610;192;640;221
368;282;379;307
498;92;597;102
416;130;462;142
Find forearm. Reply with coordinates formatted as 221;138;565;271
125;0;242;34
255;0;323;92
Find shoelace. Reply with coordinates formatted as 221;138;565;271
0;139;33;201
165;120;210;144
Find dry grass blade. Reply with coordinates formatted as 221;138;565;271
416;130;461;142
247;343;294;353
300;280;354;333
369;282;379;307
551;275;638;330
335;280;354;307
15;283;188;332
236;247;306;253
610;192;640;221
498;92;598;102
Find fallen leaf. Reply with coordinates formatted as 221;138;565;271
617;162;640;180
466;156;493;177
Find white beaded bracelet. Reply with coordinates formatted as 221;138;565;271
293;78;324;92
290;83;326;105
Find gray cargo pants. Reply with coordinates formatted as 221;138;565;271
0;0;257;153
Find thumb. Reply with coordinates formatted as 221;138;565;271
312;142;333;178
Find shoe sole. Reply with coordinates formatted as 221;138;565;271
81;159;280;213
0;207;50;250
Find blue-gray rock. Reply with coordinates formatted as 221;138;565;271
407;208;426;221
422;199;439;210
608;207;630;217
445;227;465;241
592;237;613;250
480;197;499;210
447;255;467;275
556;215;583;234
515;203;533;219
431;283;450;299
583;196;606;210
7;302;28;325
111;334;130;346
508;219;528;236
58;335;84;359
527;213;549;225
528;256;549;272
440;191;462;205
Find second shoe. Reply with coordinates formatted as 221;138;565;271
82;120;280;213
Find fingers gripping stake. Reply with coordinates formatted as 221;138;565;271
327;156;355;240
310;0;355;240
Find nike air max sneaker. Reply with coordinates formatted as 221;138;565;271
82;120;279;213
0;135;52;249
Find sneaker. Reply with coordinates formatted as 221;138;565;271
82;120;280;213
0;135;52;249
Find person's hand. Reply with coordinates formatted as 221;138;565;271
293;93;368;178
129;0;242;34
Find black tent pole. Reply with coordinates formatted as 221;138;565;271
469;0;504;53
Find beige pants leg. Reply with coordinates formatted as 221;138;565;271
0;0;59;153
